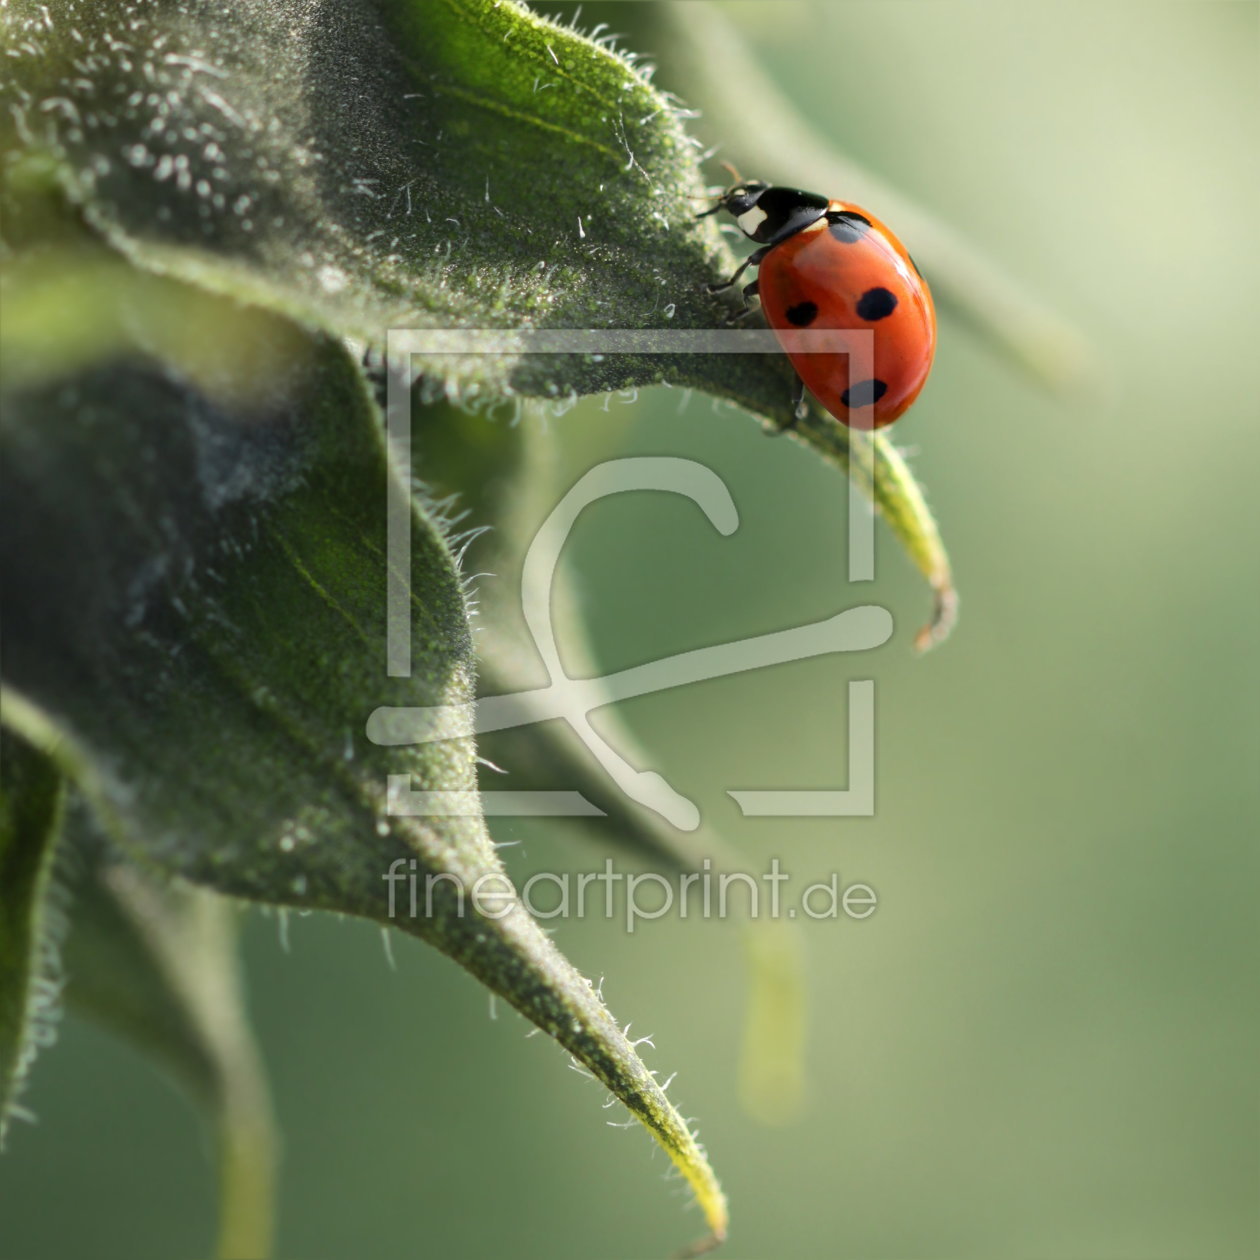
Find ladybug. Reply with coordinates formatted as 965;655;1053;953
699;175;936;430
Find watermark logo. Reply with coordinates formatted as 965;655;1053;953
368;330;891;827
381;856;879;932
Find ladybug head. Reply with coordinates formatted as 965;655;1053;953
717;180;770;218
695;180;768;221
701;180;832;246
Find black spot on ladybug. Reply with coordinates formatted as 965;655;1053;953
826;211;871;243
841;379;888;409
856;287;898;321
785;300;818;326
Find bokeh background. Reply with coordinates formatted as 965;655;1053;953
3;2;1256;1257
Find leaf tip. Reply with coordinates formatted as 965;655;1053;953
914;574;959;654
674;1223;728;1259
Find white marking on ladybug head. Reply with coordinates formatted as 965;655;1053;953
736;205;767;236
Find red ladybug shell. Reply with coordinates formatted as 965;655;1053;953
758;200;936;430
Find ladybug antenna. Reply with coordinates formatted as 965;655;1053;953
694;159;746;218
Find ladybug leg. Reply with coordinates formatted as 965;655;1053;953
719;279;761;327
791;374;810;424
769;373;809;435
706;245;770;294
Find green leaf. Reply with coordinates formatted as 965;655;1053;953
0;246;727;1249
3;0;955;644
59;804;276;1260
0;731;64;1146
0;244;479;912
2;0;722;394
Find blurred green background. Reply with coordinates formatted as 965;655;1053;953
2;2;1256;1257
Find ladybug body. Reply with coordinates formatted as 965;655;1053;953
702;181;936;430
